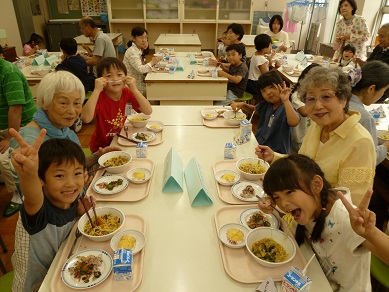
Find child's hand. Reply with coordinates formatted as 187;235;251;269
231;101;244;112
257;196;276;214
96;146;122;158
9;128;46;178
255;144;274;163
338;189;376;238
94;77;107;92
123;76;137;90
277;82;291;103
76;196;96;216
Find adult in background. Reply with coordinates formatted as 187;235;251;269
123;26;159;96
264;15;290;53
79;17;116;90
332;0;370;62
0;45;37;217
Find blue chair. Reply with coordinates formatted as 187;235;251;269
371;254;389;288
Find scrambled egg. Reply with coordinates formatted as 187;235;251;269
133;171;145;180
118;235;136;249
226;228;244;244
221;173;235;182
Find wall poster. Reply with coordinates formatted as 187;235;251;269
81;0;107;16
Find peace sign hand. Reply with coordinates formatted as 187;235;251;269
277;82;292;103
337;189;376;238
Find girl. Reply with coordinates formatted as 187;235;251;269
262;154;388;291
23;33;44;56
264;15;290;53
81;57;152;152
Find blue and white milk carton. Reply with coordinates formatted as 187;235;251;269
234;119;252;145
136;142;148;158
113;248;133;281
224;142;236;159
282;266;312;292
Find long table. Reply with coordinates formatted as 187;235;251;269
154;34;201;53
74;33;123;56
39;106;331;291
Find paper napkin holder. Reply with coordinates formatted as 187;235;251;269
44;55;58;66
295;51;307;63
31;55;45;66
162;147;183;193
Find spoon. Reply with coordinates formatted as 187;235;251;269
124;125;129;138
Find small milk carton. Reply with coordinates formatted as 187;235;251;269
136;142;148;158
234;119;252;145
282;266;312;292
224;142;236;159
113;248;133;281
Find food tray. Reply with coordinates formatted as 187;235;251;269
213;160;263;204
50;214;146;291
201;107;239;128
117;121;163;146
87;158;154;202
214;205;306;283
283;70;301;77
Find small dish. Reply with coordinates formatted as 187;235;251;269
146;122;164;132
231;181;264;202
218;223;249;249
92;175;129;195
240;208;280;230
201;109;218;120
126;168;152;184
214;170;240;186
131;131;157;143
110;229;146;255
197;68;210;74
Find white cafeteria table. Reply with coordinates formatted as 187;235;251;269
154;34;201;53
39;106;331;292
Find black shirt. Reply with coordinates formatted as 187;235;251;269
56;55;89;92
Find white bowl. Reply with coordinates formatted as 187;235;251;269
98;151;132;174
377;130;389;145
201;51;213;57
126;168;152;184
146;121;164;132
222;110;246;126
110;229;146;255
218;223;249;249
201;109;218;120
245;227;296;267
36;69;51;76
282;64;293;72
128;113;151;128
214;170;240;186
236;157;270;181
78;207;125;242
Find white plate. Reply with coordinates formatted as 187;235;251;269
231;181;264;202
92;175;128;195
146;122;164;132
201;109;218;120
131;131;157;143
61;249;112;289
110;229;146;255
126;168;152;184
240;208;280;230
218;223;249;248
214;170;240;186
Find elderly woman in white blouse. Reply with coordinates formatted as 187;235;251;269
123;26;159;96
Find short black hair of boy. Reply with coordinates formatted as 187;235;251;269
227;23;245;40
60;38;78;55
38;139;86;182
97;57;127;77
254;34;272;51
226;43;245;56
269;15;284;32
342;44;356;54
257;70;283;94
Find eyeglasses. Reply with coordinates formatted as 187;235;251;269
303;93;337;106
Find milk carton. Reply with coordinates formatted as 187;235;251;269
136;142;148;158
282;266;312;292
113;248;133;281
234;119;252;145
224;142;236;159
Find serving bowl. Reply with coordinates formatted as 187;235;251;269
218;223;249;249
128;113;151;128
236;157;270;181
146;121;164;132
222;110;246;126
110;229;146;255
98;151;132;174
377;130;389;145
78;206;125;242
201;109;218;120
245;227;296;267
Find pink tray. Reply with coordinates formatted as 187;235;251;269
87;158;154;202
51;214;146;291
117;121;163;146
214;205;306;283
213;160;263;205
201;107;239;128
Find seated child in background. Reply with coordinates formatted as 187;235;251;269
290;63;321;153
338;44;356;70
262;154;389;290
56;38;89;93
217;31;228;60
81;57;152;152
23;33;44;56
231;71;299;154
215;44;248;105
9;129;94;291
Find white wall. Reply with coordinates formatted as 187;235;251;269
0;0;23;53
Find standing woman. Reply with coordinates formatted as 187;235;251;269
264;15;290;53
332;0;370;61
123;26;159;96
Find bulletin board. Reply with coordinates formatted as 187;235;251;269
48;0;107;19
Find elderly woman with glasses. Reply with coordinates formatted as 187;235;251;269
256;66;375;206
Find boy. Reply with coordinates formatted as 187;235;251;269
231;71;299;154
56;38;89;93
9;128;94;291
217;31;228;60
339;44;356;69
81;57;152;152
216;44;248;105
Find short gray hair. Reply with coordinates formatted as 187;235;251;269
298;67;352;112
37;71;85;108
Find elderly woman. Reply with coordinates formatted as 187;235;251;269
256;67;376;206
7;71;120;202
264;15;290;53
333;0;370;61
123;26;159;96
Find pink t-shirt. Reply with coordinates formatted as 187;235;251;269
23;44;33;56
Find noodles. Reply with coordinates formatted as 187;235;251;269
130;117;146;122
252;238;288;263
378;134;389;140
103;155;129;167
239;162;267;174
282;212;294;228
84;213;121;236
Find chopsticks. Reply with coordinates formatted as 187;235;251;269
256;195;284;216
87;165;110;175
90;197;99;226
116;133;136;143
80;199;94;228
